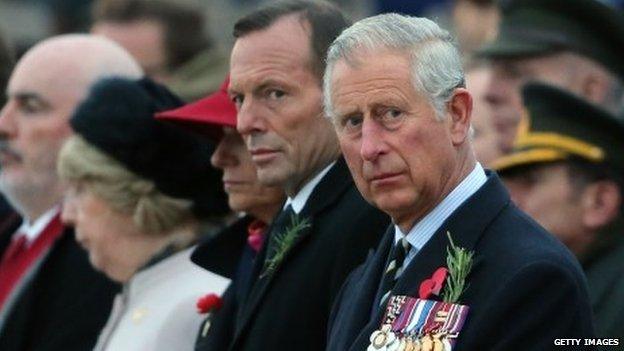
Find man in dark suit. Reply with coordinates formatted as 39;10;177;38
323;14;595;350
0;34;142;351
195;1;389;350
156;76;286;348
493;83;624;341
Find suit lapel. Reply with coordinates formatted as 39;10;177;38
330;226;393;350
350;173;511;349
232;158;354;344
190;216;253;279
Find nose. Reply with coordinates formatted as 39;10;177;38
210;137;237;169
0;102;17;140
236;97;265;137
360;119;387;162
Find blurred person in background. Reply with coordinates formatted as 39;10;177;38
58;77;230;351
0;34;138;351
452;0;499;55
0;31;18;228
91;0;228;101
479;0;624;154
465;58;502;167
156;76;285;349
493;82;624;340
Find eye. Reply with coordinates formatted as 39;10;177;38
338;114;363;134
18;97;46;114
383;108;402;120
231;94;244;108
267;89;285;100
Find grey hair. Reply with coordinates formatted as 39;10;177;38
323;13;465;120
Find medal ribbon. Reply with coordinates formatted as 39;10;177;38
405;299;434;337
422;302;452;335
391;297;417;334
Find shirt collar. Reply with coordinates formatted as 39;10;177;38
16;206;61;244
394;163;487;250
285;161;335;214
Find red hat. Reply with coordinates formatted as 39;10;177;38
155;76;236;139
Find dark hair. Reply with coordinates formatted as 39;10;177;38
233;0;350;81
0;33;14;107
92;0;211;70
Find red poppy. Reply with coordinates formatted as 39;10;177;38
196;293;223;314
418;267;448;299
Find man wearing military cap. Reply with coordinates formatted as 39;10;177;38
493;82;624;340
479;0;624;155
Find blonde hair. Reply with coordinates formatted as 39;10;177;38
58;135;194;235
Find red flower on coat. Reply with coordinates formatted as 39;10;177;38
418;267;448;299
196;293;223;314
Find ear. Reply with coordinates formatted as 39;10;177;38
581;180;621;230
446;88;473;146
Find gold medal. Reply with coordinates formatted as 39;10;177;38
421;334;433;351
432;333;446;351
405;336;421;351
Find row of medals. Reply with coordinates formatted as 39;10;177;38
369;323;456;351
369;303;457;351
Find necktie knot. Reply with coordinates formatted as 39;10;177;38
378;238;411;308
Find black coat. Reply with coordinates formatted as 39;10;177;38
198;158;390;351
328;173;595;350
193;216;257;351
0;221;119;351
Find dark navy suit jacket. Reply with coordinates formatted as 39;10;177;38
197;158;390;351
328;173;595;350
0;221;118;351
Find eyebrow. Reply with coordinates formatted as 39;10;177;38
12;91;51;109
230;78;292;96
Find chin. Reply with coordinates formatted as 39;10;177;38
373;194;417;218
256;168;289;188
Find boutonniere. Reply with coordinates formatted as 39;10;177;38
419;231;474;303
196;293;223;337
247;219;268;253
261;214;311;278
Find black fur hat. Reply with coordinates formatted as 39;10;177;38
70;77;229;217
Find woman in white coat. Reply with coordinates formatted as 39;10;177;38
57;77;230;351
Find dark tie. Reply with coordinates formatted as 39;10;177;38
378;238;410;308
263;205;296;265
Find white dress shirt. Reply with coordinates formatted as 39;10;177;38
284;161;335;214
394;163;487;267
14;206;60;245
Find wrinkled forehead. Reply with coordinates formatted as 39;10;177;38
230;16;316;85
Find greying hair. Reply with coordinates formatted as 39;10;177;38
323;13;465;120
58;135;194;235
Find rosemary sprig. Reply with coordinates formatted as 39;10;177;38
441;231;474;303
261;214;311;278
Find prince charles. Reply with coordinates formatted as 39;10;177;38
323;14;595;350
